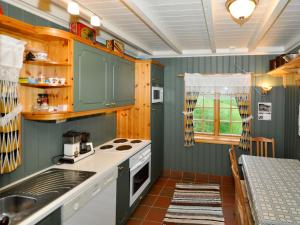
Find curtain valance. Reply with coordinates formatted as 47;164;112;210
184;73;252;96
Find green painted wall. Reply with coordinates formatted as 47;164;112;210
159;56;285;176
0;0;67;30
284;82;300;160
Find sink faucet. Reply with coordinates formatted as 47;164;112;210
0;214;10;225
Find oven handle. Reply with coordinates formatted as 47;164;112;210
130;155;151;172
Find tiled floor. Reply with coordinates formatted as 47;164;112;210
125;175;236;225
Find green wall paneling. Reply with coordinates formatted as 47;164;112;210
0;113;116;188
159;55;285;176
0;0;67;30
284;85;300;160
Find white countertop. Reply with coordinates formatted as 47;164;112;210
1;139;151;225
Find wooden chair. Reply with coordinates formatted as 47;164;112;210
229;146;239;175
231;165;254;225
250;137;275;158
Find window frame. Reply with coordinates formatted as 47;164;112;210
192;94;249;145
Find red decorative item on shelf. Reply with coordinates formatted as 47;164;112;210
0;4;3;15
70;22;96;42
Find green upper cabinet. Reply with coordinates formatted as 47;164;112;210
151;64;164;86
73;41;135;112
74;41;110;111
111;56;135;107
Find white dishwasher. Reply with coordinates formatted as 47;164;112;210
62;168;118;225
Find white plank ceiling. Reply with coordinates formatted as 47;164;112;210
15;0;300;57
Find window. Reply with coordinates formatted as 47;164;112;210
193;95;243;144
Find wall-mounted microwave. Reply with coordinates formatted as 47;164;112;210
152;86;163;103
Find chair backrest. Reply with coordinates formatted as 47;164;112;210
231;165;249;225
250;137;275;158
229;146;239;175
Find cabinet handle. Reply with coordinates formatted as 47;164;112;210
111;103;116;106
105;103;111;106
118;166;124;171
152;109;157;111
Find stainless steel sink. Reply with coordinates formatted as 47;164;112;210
0;195;37;214
0;195;37;225
0;168;95;225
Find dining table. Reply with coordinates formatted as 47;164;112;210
240;155;300;225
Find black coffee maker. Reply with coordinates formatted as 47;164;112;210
80;132;93;154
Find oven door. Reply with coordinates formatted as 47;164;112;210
129;155;151;206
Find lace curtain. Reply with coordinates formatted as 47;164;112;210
185;73;251;97
0;35;26;174
184;73;252;148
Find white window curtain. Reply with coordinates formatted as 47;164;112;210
183;73;252;149
184;73;252;97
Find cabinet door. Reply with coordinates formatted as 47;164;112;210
116;160;130;225
74;41;110;111
35;208;61;225
151;64;164;86
151;104;164;184
112;57;135;106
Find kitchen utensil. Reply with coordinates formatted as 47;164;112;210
275;54;286;67
59;78;66;85
34;52;48;61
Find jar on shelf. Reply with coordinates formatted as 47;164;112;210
37;93;49;110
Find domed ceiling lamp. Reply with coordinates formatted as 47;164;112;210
225;0;259;25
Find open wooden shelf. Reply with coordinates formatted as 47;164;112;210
268;56;300;76
24;60;71;66
22;105;134;121
20;83;71;88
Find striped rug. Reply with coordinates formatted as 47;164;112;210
163;183;224;225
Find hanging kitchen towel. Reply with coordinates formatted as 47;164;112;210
0;34;26;174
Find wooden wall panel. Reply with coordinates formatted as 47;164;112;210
117;61;151;139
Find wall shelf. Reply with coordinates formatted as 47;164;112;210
268;57;300;76
24;61;71;66
20;83;71;88
22;105;133;121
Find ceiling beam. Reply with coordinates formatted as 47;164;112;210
120;0;182;54
247;0;290;51
284;34;300;53
201;0;216;53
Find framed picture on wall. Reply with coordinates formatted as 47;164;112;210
258;102;272;121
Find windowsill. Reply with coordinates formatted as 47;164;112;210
194;134;240;145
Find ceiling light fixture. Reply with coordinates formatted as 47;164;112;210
67;1;80;15
90;15;101;27
225;0;258;25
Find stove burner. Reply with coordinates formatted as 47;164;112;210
100;145;114;149
113;139;128;143
116;145;132;151
131;140;142;143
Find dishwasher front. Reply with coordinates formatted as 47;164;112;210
62;168;118;225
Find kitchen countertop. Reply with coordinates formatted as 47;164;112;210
0;139;151;225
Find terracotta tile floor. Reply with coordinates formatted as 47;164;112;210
125;177;236;225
